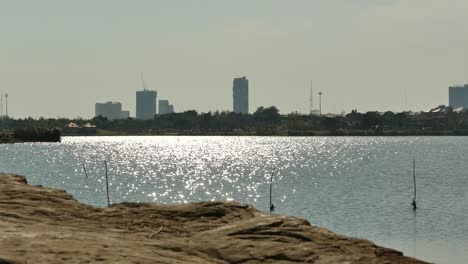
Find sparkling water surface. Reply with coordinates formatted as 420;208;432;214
1;136;467;264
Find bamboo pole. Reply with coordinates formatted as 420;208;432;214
82;163;88;178
105;160;111;207
269;167;276;212
412;159;417;210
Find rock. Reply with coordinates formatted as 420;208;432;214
0;173;429;264
0;257;19;264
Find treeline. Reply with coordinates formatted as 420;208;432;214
91;107;468;135
1;106;468;136
91;106;283;134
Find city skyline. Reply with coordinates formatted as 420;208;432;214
4;77;467;119
1;0;468;118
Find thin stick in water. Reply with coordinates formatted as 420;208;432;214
82;163;88;178
270;167;276;212
412;159;417;210
104;160;111;207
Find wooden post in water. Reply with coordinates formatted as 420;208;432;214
412;159;417;210
104;160;111;207
269;167;276;212
82;163;88;178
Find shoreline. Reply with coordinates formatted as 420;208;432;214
63;129;468;137
0;173;429;263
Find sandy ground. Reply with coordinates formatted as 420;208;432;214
0;173;429;264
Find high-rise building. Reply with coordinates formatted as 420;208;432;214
136;89;157;120
95;102;130;120
168;104;174;113
158;100;170;115
233;76;249;114
449;85;468;108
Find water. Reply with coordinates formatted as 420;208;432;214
1;136;467;264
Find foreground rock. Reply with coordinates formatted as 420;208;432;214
0;174;428;264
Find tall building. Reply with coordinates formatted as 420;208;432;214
449;85;468;108
233;76;249;114
158;100;171;115
95;102;130;120
136;89;157;120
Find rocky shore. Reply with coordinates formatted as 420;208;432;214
0;173;428;264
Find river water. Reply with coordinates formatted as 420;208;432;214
1;136;467;263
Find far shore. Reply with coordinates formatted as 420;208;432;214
2;129;468;144
65;129;468;137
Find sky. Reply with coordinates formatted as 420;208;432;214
1;0;467;118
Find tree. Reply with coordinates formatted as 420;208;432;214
321;117;339;132
254;106;281;123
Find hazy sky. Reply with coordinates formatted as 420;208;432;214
1;0;467;118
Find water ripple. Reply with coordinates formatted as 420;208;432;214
0;136;467;264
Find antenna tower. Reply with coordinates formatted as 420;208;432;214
318;92;322;116
5;93;8;117
309;81;313;115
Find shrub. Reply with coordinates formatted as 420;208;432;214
13;127;61;142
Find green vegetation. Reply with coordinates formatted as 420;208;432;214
0;127;61;143
0;133;16;143
13;128;61;142
1;106;468;137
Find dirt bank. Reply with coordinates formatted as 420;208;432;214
0;173;428;264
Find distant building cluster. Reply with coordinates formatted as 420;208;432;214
233;76;249;114
427;85;468;114
94;75;250;120
95;102;130;120
91;80;468;120
158;100;174;115
449;84;468;109
95;84;176;120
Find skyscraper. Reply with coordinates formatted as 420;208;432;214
449;85;468;108
159;99;176;115
233;76;249;114
158;100;169;115
158;100;175;115
136;89;157;120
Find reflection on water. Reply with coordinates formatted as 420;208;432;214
1;136;467;264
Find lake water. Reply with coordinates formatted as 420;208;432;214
1;136;467;264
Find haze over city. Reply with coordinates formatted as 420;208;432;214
1;0;468;118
